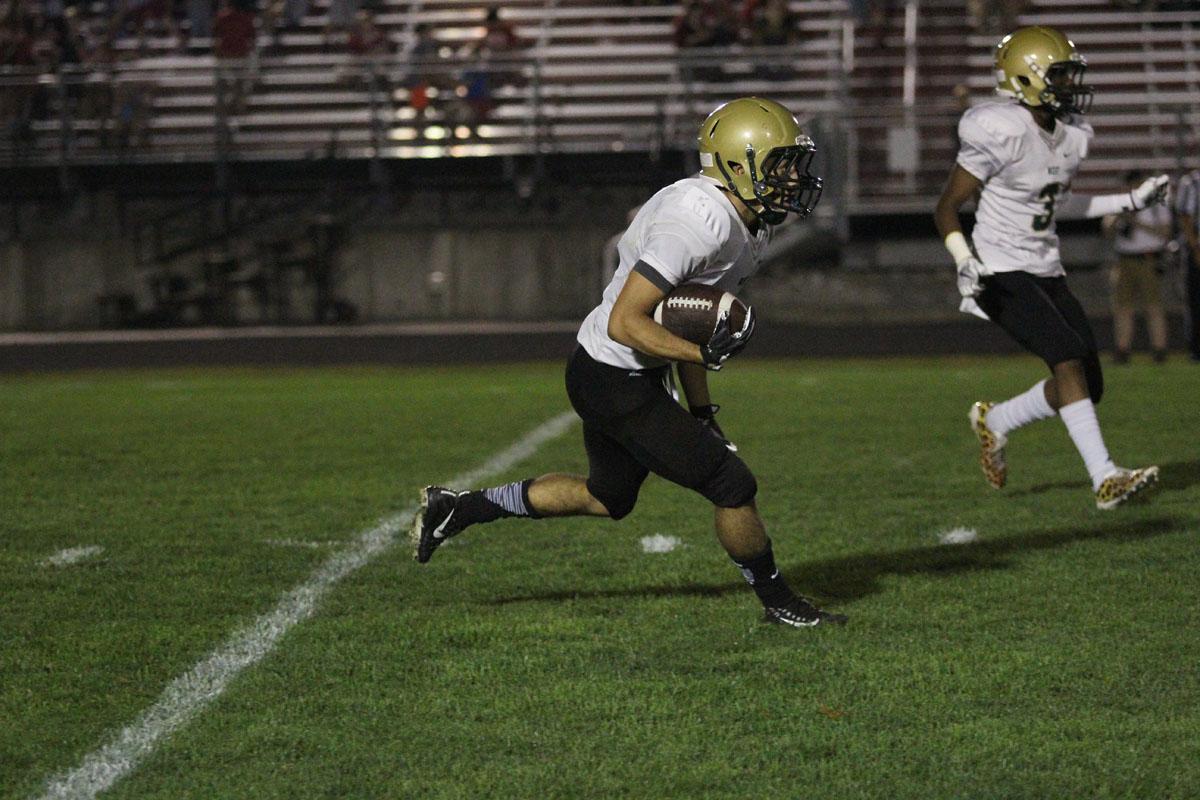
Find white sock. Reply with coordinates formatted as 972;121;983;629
988;379;1056;437
1058;399;1117;490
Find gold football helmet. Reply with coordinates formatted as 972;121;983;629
697;96;822;224
994;26;1093;116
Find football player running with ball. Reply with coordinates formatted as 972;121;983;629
935;26;1166;509
412;97;846;628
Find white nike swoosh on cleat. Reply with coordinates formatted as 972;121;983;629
432;508;456;539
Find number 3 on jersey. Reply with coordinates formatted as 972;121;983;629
1032;182;1064;231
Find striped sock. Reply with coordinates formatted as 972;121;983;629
455;479;541;529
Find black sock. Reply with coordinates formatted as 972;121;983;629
731;540;795;608
455;478;541;528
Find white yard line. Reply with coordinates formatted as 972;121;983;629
36;410;578;800
261;539;342;550
39;546;104;568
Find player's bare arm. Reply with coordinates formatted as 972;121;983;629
676;361;712;408
1056;176;1170;220
935;166;989;298
607;269;705;364
1182;213;1200;259
678;360;740;451
934;165;983;239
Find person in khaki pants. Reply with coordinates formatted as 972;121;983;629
1177;168;1200;362
1103;170;1172;363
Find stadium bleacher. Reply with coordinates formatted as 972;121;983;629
2;0;1198;213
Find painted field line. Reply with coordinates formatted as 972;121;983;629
37;410;578;800
262;538;342;550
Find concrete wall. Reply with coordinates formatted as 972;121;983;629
2;191;1169;331
337;224;610;322
0;216;616;330
1;234;137;330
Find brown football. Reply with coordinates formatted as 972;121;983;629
653;283;750;346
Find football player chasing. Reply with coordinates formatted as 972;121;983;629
935;26;1166;509
411;97;847;628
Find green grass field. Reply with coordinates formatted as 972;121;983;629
2;356;1198;799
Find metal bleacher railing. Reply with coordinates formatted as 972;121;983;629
2;0;1199;214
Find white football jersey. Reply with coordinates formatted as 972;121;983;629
576;176;770;370
957;100;1093;277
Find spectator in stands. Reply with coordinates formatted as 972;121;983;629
347;7;388;56
1177;168;1200;362
119;0;180;43
278;0;309;30
847;0;893;51
77;21;116;123
674;0;739;84
743;0;799;46
674;0;738;48
325;0;357;37
741;0;799;80
967;0;1028;35
457;7;530;132
466;6;528;56
404;22;440;121
344;5;389;108
214;0;256;58
38;8;89;115
106;41;156;149
213;0;257;114
1103;170;1171;363
1;10;42;140
186;0;213;48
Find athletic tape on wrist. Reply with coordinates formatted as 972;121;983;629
944;231;974;266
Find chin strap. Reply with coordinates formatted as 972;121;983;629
714;153;742;196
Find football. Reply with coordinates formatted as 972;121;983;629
653;283;751;345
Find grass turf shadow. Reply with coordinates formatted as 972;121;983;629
793;515;1179;601
1007;458;1200;498
1158;458;1200;492
489;516;1183;607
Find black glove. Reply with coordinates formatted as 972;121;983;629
700;307;755;371
690;403;738;452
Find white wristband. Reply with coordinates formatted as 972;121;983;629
944;231;974;266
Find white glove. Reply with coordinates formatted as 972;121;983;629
1130;174;1170;210
956;256;990;299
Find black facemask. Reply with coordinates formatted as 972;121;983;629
747;144;824;224
1041;61;1093;117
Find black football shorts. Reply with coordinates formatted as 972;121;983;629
976;271;1099;368
563;345;744;516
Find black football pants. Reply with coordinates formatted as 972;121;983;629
563;345;755;519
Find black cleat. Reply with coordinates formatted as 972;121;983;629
411;486;466;564
763;597;848;628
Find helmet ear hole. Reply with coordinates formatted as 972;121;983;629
1018;75;1031;86
726;160;744;176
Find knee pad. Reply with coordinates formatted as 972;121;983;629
1084;354;1104;403
700;454;758;508
587;480;638;521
